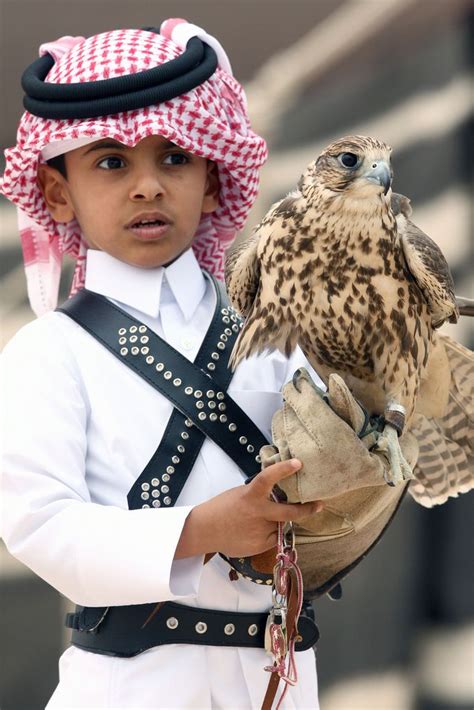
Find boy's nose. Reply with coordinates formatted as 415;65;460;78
130;171;166;201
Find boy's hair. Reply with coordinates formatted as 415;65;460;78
46;154;67;178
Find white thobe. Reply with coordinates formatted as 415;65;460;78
1;248;321;709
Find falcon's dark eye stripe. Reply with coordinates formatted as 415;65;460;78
338;152;360;169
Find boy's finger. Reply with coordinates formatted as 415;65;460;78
250;458;302;497
267;500;324;522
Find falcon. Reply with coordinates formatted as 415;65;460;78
225;135;470;485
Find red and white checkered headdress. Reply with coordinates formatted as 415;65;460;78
1;20;267;316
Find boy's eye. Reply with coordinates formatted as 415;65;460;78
97;156;126;170
163;152;190;166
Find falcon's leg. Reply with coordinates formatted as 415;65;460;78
375;423;415;486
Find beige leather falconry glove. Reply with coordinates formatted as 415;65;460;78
258;368;419;599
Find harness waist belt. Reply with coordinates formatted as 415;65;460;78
65;601;319;657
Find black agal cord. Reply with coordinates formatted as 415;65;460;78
22;33;218;119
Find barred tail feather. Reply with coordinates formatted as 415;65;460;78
409;334;474;507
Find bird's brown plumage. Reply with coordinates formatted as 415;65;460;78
226;135;459;441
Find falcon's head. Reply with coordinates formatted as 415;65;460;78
301;135;393;201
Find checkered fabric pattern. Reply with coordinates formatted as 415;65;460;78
1;21;267;315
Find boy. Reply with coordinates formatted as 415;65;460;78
1;20;323;708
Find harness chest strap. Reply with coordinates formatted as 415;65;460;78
58;278;319;675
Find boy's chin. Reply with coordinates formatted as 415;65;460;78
122;247;191;270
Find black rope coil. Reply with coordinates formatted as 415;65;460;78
21;34;218;119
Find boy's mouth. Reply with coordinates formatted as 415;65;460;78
127;212;171;240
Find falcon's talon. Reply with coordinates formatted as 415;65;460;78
375;424;414;486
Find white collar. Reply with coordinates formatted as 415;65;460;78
84;248;207;322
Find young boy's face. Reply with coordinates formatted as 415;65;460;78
38;135;219;269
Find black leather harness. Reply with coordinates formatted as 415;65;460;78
58;275;318;655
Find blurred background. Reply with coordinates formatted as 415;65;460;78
1;0;473;708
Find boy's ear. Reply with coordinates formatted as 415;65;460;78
202;161;220;214
37;164;75;223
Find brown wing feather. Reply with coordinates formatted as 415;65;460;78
224;230;261;318
393;194;458;327
409;334;474;507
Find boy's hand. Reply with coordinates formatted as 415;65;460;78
175;459;323;560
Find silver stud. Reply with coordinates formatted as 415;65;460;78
172;455;180;464
141;492;150;501
217;342;225;350
141;347;149;355
195;621;207;634
120;347;128;356
196;401;204;409
166;617;179;630
146;355;154;365
151;477;159;486
218;403;226;411
256;579;263;584
231;315;237;322
208;401;216;409
232;324;239;332
119;337;127;345
130;326;138;333
163;496;172;505
220;334;228;342
166;466;175;474
224;328;232;336
217;392;225;400
130;335;138;343
198;412;207;421
206;390;215;398
184;386;193;395
138;325;147;333
219;414;227;423
221;308;229;315
141;482;150;491
140;335;149;344
142;504;150;509
224;623;235;636
209;413;218;421
211;352;219;360
151;489;160;498
162;474;170;483
229;423;237;432
223;316;230;324
173;378;182;387
185;418;193;427
247;445;254;453
177;445;185;453
266;579;272;585
163;371;172;380
255;455;262;463
161;485;169;494
181;432;189;440
118;328;127;335
248;624;258;636
239;436;248;445
131;347;139;355
152;500;161;508
156;363;164;372
207;363;216;371
194;390;203;398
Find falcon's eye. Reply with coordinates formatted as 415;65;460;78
338;152;360;169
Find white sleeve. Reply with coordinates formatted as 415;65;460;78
0;319;204;607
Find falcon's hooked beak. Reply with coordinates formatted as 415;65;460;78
362;160;392;195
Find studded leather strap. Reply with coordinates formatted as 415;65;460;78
57;274;269;514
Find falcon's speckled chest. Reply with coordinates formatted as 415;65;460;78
258;196;433;417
